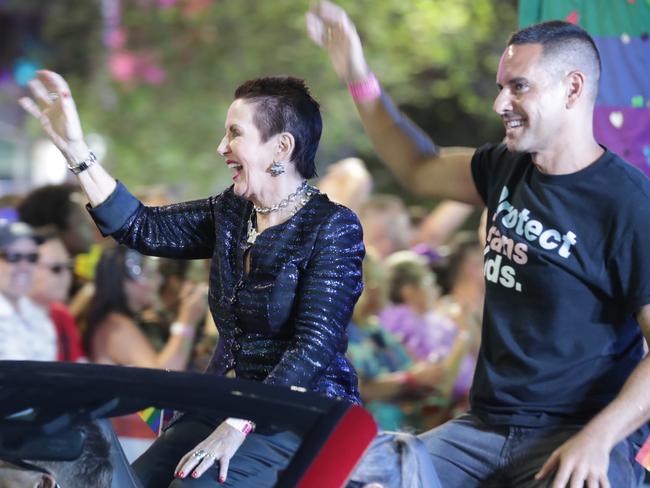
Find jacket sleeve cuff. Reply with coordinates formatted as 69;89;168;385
86;180;141;236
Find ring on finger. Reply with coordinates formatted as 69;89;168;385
48;92;60;102
192;449;207;459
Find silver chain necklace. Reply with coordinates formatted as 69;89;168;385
247;182;318;245
254;180;310;214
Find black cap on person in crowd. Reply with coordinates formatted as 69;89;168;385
0;220;43;249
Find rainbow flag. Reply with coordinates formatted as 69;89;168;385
519;0;650;178
138;407;167;436
636;435;650;471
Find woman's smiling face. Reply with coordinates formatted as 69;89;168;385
217;99;278;202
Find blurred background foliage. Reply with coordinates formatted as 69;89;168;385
4;0;517;201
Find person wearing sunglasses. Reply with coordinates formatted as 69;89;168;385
29;233;86;362
0;220;57;361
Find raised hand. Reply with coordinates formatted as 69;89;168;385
19;70;88;162
306;0;370;83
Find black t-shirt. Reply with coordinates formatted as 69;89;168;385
471;143;650;427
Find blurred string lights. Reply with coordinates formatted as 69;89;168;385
0;9;42;88
0;0;215;189
0;2;89;187
102;0;168;85
11;57;40;87
102;0;215;85
0;0;199;89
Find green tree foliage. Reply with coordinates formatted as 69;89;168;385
21;0;517;198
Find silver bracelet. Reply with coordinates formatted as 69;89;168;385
67;151;97;175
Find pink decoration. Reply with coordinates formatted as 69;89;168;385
142;62;166;85
109;51;138;83
182;0;213;16
109;50;167;85
101;0;122;48
106;27;127;49
566;10;579;24
102;0;170;86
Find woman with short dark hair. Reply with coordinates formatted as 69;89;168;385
21;71;364;488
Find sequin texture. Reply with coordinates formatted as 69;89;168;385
88;182;364;404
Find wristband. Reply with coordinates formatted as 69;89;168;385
170;322;194;338
67;151;97;175
225;417;255;436
347;72;381;103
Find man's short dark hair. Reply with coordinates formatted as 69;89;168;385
234;76;322;179
39;421;112;488
508;20;601;101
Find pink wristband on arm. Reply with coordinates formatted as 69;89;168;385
225;417;255;436
347;72;381;103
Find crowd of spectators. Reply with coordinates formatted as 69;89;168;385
321;159;485;431
0;158;485;439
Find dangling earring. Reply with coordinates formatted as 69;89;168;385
268;159;285;177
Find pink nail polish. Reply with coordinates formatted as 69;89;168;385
219;476;225;483
192;472;199;478
178;471;184;478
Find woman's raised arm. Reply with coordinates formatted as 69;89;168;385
20;70;117;207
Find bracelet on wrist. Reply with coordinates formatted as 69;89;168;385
225;417;255;436
170;321;195;338
347;72;381;103
67;151;97;175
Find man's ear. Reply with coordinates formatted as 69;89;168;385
565;70;585;109
37;473;58;488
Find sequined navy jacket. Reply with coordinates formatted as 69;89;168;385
88;182;364;404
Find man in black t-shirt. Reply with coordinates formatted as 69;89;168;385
309;3;650;487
